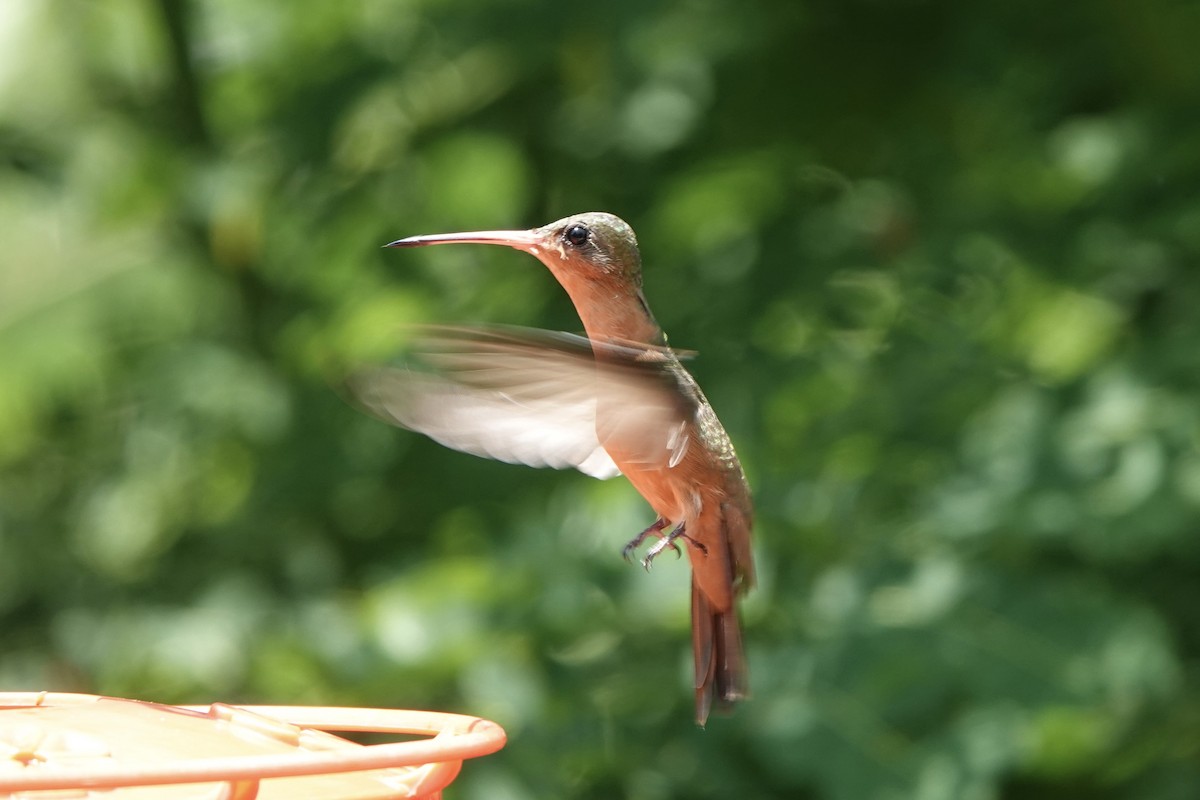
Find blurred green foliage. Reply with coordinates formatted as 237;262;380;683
2;0;1200;797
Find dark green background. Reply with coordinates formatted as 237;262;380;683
2;1;1198;797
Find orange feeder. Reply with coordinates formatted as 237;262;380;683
0;692;506;799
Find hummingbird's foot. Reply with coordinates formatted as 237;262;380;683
640;523;707;571
622;517;673;563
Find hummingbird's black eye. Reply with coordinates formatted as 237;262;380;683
565;224;590;247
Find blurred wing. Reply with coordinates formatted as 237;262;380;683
347;325;694;479
350;363;620;479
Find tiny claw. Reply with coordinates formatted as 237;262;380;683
640;522;689;570
622;517;671;563
639;543;680;571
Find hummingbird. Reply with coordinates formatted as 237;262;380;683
360;212;755;725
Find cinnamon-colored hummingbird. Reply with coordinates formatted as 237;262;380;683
360;212;754;725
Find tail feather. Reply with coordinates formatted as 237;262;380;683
692;578;748;726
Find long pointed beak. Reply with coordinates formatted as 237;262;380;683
384;229;542;251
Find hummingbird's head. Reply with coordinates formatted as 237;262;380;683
533;212;643;289
386;211;644;289
386;211;659;341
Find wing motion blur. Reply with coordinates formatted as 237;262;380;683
347;325;696;479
